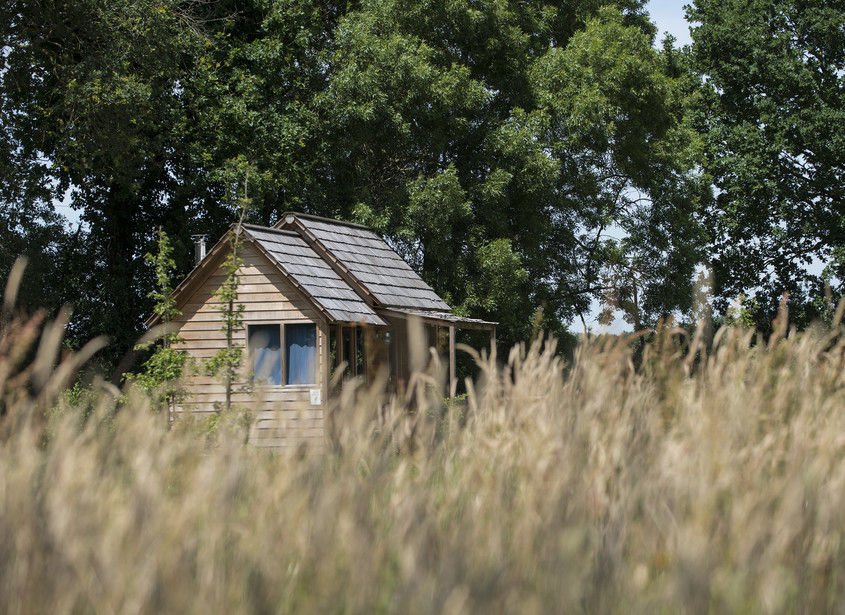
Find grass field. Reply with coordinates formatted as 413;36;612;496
1;295;843;613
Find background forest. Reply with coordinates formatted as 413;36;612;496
1;0;843;371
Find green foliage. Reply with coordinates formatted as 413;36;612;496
7;0;840;363
127;229;188;407
0;0;235;364
204;177;251;412
210;240;246;348
56;381;100;425
724;294;760;329
144;228;181;330
529;7;708;330
130;346;189;401
459;238;531;339
315;1;704;344
688;0;845;328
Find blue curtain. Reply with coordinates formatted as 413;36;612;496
286;323;317;385
249;325;281;385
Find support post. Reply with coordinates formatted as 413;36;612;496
490;326;496;353
449;324;456;398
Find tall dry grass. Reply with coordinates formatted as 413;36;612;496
1;268;843;613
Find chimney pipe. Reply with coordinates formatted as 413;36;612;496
191;234;208;266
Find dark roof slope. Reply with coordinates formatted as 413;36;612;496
278;213;451;312
243;225;386;326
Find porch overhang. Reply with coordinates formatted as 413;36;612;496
376;307;497;331
377;308;497;399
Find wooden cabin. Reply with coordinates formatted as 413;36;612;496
147;213;497;448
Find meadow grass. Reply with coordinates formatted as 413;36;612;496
1;278;843;613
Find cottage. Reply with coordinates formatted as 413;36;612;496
148;213;497;448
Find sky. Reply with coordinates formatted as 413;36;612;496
646;0;694;46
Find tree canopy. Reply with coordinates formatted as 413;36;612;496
688;0;844;327
1;0;840;367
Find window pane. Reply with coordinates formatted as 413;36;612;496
329;327;338;371
342;326;353;377
286;323;317;385
356;327;365;377
249;325;281;385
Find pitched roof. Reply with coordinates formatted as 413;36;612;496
243;225;386;326
277;213;452;312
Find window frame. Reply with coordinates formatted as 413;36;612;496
247;323;282;386
246;320;319;388
284;321;318;386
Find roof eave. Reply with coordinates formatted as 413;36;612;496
377;307;498;331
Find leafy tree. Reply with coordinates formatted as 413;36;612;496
180;0;351;223
688;0;845;328
0;32;71;318
0;0;349;366
204;174;251;413
129;228;188;413
0;0;215;362
313;2;706;341
529;10;708;331
1;0;711;369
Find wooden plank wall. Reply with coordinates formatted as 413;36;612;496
172;242;329;449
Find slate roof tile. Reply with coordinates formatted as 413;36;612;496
279;218;452;312
243;225;385;326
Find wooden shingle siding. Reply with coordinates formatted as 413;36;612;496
172;242;329;449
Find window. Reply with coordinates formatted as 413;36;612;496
342;326;354;377
249;323;318;386
248;324;282;386
332;325;367;379
285;323;317;385
356;327;366;377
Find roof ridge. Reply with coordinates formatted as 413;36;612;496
276;212;452;313
242;223;302;238
280;212;374;231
